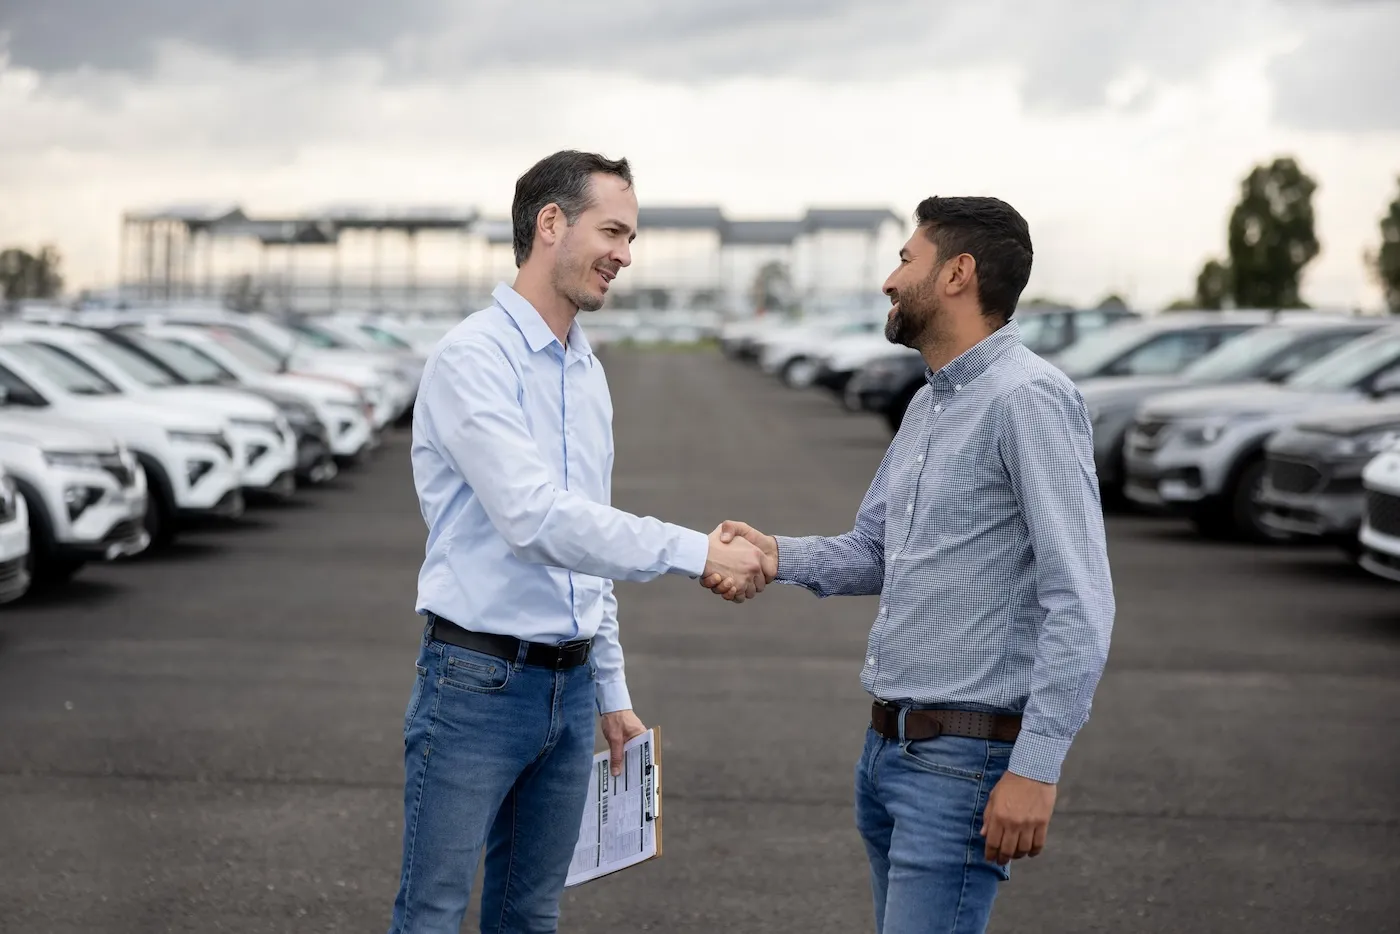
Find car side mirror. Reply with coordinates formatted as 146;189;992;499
1371;369;1400;398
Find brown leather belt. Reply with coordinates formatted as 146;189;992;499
871;700;1021;743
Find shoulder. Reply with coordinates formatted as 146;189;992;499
423;307;527;386
988;346;1088;431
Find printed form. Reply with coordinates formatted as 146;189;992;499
566;726;663;887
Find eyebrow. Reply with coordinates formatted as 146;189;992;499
602;218;636;239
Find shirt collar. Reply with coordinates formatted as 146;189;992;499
925;318;1022;388
492;282;593;361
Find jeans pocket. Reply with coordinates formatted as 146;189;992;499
439;649;511;694
898;738;985;782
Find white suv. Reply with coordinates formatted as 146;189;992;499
135;324;376;463
5;324;300;501
0;410;148;588
0;463;31;603
0;340;241;547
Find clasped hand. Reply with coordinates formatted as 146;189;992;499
700;521;777;604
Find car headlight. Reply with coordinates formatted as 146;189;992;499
1328;428;1400;458
167;430;224;447
1178;417;1230;447
277;401;317;428
43;450;105;470
229;417;281;435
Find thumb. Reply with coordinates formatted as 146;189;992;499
719;520;751;544
609;732;624;777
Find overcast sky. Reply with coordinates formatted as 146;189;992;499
2;0;1398;309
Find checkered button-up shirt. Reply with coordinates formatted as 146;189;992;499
774;320;1115;784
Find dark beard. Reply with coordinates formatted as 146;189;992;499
885;304;926;347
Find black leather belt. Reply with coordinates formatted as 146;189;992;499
430;615;591;670
871;700;1022;743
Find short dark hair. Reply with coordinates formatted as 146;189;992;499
914;196;1033;321
511;150;634;266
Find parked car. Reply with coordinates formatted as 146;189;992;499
0;409;148;587
132;324;377;465
0;463;31;603
1045;312;1276;382
758;316;886;386
1081;319;1383;501
92;327;339;486
0;337;241;547
1358;438;1400;583
1123;324;1400;540
4;324;300;501
1256;398;1400;556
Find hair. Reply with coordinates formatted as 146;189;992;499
914;196;1033;322
511;150;634;266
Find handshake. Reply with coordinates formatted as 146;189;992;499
700;521;777;604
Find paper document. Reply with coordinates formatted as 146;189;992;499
566;726;663;887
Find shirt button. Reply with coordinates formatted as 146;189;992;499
955;384;962;392
934;404;943;413
917;454;924;462
866;656;876;665
905;504;913;515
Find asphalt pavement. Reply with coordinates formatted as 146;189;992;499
1;345;1397;934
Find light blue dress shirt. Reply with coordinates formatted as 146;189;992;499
411;283;710;713
774;320;1116;784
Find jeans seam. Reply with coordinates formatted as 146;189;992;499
949;741;994;933
398;672;441;933
492;791;521;934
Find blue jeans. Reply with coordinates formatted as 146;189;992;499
388;625;596;934
854;725;1015;934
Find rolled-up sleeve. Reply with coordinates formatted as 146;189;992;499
997;378;1116;784
421;338;709;582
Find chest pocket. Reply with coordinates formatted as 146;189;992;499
917;421;1017;544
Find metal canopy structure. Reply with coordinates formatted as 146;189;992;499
117;200;903;313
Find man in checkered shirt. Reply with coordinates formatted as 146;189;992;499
705;196;1115;934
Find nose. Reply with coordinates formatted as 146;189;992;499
613;241;632;268
882;273;897;298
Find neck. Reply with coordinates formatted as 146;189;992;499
512;266;577;346
918;314;1000;373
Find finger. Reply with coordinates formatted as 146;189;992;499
719;520;752;544
982;820;1004;864
609;734;624;777
1029;823;1048;858
1012;827;1034;860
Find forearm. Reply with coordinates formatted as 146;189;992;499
773;531;885;597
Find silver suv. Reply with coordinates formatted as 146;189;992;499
1124;324;1400;540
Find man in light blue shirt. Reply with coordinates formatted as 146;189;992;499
707;196;1115;934
388;150;768;934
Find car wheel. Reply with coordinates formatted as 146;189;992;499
782;357;818;388
135;453;179;550
14;485;84;594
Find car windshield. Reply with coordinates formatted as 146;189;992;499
122;332;237;384
1015;314;1059;352
86;339;181;388
360;325;413;350
293;325;344;349
1049;323;1162;379
1286;330;1400;391
3;341;122;395
1180;327;1308;383
205;327;283;373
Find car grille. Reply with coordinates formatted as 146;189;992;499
0;555;25;588
97;452;135;487
1267;458;1324;494
1365;490;1400;538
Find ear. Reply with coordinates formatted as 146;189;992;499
943;254;976;297
535;203;565;249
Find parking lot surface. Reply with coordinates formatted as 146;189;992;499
1;346;1397;934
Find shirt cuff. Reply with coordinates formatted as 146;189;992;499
669;526;710;579
1008;730;1074;784
772;535;817;591
595;678;633;715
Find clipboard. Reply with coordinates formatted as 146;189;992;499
565;725;663;887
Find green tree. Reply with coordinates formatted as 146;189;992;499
1194;258;1233;309
1365;175;1400;314
1096;293;1129;310
1225;156;1319;308
0;245;64;303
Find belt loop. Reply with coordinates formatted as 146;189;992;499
511;640;526;671
896;706;909;744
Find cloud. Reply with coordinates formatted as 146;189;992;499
6;0;1391;129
